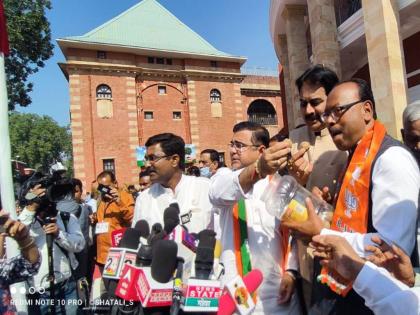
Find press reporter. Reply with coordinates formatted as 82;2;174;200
95;171;134;291
19;184;85;315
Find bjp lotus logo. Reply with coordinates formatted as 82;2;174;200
234;284;249;308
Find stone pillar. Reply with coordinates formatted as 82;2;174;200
307;0;342;78
362;0;408;139
282;4;310;128
278;34;295;130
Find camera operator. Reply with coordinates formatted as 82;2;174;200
19;184;85;315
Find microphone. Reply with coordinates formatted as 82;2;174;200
151;239;178;283
195;230;216;280
217;269;263;315
136;243;152;267
148;222;167;245
163;204;180;234
134;219;150;239
170;257;185;315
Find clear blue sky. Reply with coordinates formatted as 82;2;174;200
18;0;279;126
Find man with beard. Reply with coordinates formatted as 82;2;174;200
132;133;212;233
281;79;419;315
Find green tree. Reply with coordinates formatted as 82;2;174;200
9;112;72;173
4;0;54;110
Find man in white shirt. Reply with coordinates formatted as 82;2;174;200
311;234;419;315
209;121;300;315
282;79;419;314
132;133;212;233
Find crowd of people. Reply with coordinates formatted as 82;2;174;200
0;64;419;315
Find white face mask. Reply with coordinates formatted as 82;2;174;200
199;167;212;178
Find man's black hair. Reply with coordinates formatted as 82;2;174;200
187;166;200;177
233;121;270;148
296;64;339;95
139;167;151;178
201;149;219;163
71;178;83;192
145;133;186;170
97;170;116;183
339;78;377;119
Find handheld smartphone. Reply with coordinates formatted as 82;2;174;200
97;184;112;195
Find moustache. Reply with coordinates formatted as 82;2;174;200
304;113;322;122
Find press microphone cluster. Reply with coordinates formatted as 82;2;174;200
110;203;264;314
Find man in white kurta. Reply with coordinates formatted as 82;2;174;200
209;121;300;315
132;133;212;233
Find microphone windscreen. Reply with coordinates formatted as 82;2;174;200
151;222;163;234
217;269;264;315
151;240;178;283
169;202;180;212
198;229;216;249
195;247;214;279
163;205;180;234
136;244;153;267
119;228;142;249
134;220;150;238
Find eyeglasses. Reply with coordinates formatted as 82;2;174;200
144;154;169;163
300;98;324;109
228;141;259;153
320;100;362;123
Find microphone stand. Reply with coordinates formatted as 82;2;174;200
170;257;184;315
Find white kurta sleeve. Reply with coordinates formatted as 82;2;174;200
353;261;420;315
322;147;419;257
132;196;142;228
209;167;251;208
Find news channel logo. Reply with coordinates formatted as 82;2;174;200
10;285;46;295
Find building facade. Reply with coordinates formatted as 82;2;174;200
270;0;420;136
58;0;283;187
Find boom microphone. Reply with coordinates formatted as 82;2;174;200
217;269;263;315
151;239;178;283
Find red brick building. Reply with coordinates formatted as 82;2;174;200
58;0;283;187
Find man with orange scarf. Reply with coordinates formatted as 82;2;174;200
209;121;300;315
281;79;419;315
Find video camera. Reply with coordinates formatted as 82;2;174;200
18;171;74;213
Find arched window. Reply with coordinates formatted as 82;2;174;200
210;89;221;103
247;99;278;125
96;84;113;118
96;84;112;99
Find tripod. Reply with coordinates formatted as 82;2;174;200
46;233;56;315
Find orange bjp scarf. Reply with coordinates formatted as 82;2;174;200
320;121;386;295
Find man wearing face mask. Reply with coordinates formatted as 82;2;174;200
199;149;221;178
